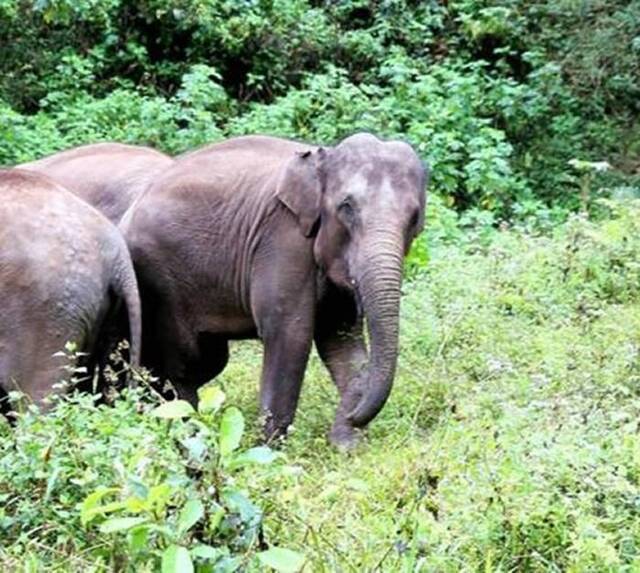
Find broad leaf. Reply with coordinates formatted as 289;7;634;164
198;385;225;414
182;436;207;463
257;547;305;572
219;407;244;457
215;556;242;572
129;526;149;552
191;544;221;561
162;545;194;573
150;400;195;419
148;483;174;511
127;477;149;500
222;490;260;525
80;487;118;525
177;498;204;536
82;499;128;524
100;516;148;534
229;446;281;469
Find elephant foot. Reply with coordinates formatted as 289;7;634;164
329;421;361;450
262;411;293;446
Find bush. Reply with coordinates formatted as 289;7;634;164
1;0;638;216
0;371;302;571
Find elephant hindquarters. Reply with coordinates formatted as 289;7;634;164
0;310;89;408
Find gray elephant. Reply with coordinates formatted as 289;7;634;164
121;133;427;446
0;169;141;411
19;142;173;224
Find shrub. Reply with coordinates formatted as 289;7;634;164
1;0;638;216
0;371;302;571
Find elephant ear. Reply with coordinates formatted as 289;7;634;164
276;148;326;237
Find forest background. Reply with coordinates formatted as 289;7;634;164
1;1;640;571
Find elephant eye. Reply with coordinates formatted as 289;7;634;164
338;198;357;226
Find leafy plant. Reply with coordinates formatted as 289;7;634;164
1;0;638;216
0;374;302;571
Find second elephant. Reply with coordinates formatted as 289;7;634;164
19;142;174;224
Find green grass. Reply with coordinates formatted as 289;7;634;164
3;203;640;571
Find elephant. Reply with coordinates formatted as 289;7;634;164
121;133;427;446
0;169;141;411
18;142;173;224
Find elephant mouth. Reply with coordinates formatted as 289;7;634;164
332;272;364;318
351;281;364;318
322;263;363;310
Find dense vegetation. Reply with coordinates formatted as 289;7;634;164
1;0;638;217
5;204;640;570
1;0;640;570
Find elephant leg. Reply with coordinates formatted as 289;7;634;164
157;341;201;407
314;287;368;447
154;326;230;407
252;274;316;442
179;334;230;405
133;278;204;405
6;337;78;410
259;319;314;442
0;385;10;420
143;301;200;405
249;219;318;442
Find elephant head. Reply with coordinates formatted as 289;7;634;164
277;133;428;428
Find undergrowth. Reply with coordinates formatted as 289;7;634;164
3;200;640;570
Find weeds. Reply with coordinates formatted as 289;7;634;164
4;201;640;570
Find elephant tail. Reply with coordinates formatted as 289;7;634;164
112;254;142;371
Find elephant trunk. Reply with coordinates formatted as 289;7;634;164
348;228;404;427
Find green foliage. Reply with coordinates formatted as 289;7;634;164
5;199;640;569
2;1;640;569
1;0;638;216
0;377;299;571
